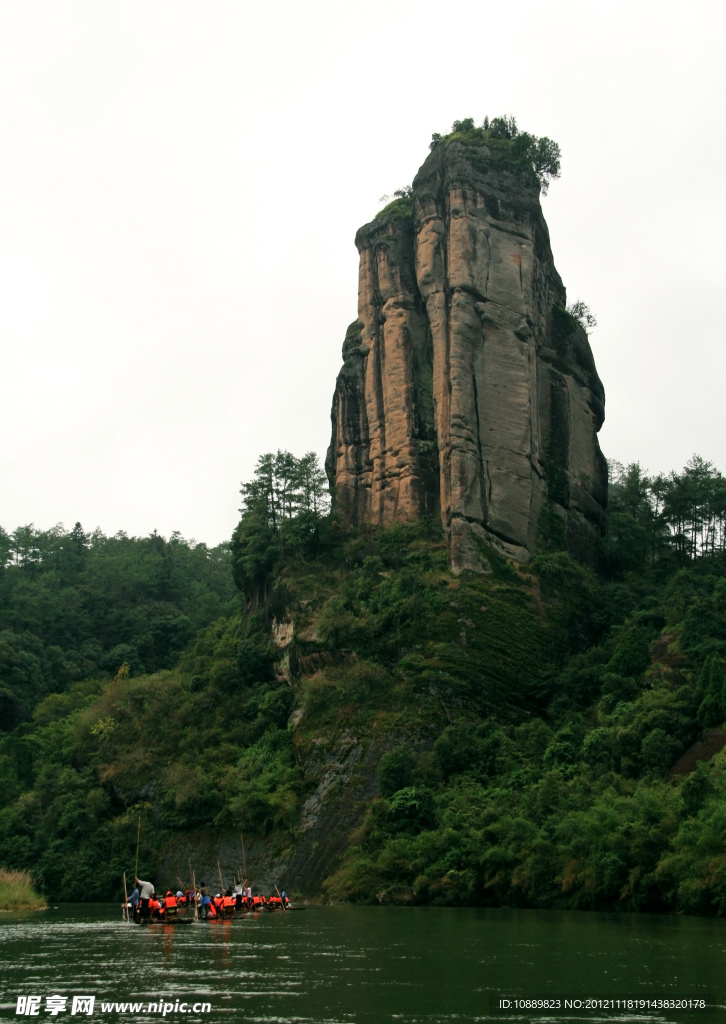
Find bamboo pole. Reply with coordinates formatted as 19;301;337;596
217;861;224;894
122;871;129;923
134;815;141;879
188;859;198;921
274;880;286;913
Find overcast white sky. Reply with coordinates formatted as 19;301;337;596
1;0;724;545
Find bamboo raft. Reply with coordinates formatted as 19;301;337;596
121;839;302;926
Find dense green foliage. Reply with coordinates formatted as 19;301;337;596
374;116;561;225
0;525;237;731
1;453;726;915
0;618;297;899
231;451;329;605
429;116;561;194
324;558;726;911
375;187;414;223
605;456;726;572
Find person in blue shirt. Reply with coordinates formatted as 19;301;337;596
128;885;140;921
199;883;211;919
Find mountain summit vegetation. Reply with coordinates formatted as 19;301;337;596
429;115;561;194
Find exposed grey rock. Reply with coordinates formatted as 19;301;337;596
327;140;607;568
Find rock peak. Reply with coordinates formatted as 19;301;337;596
326;136;606;569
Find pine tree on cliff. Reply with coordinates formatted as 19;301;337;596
232;451;329;604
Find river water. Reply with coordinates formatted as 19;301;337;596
0;905;724;1023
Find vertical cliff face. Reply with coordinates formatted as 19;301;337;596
326;139;607;568
327;213;439;528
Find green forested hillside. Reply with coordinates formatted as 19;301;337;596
1;454;726;913
0;525;237;728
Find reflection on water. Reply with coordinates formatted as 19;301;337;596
0;905;725;1023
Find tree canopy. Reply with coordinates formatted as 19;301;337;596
231;450;330;604
430;115;561;194
605;455;726;573
3;449;726;913
0;524;237;729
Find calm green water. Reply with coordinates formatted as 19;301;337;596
0;905;724;1023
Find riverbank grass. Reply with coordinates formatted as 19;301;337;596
0;869;47;912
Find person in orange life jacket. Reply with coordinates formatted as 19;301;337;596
222;890;235;915
148;895;162;918
165;890;178;915
135;877;154;919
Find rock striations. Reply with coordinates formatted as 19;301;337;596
326;137;607;569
